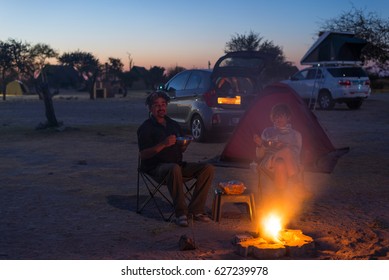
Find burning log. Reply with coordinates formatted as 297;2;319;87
234;229;314;259
279;229;315;257
236;236;287;259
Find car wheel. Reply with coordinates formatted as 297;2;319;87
191;115;206;142
346;99;363;110
318;91;335;110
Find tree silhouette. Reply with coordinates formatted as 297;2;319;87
0;39;61;128
31;43;60;128
0;41;15;100
225;31;298;85
224;30;262;52
148;66;166;89
319;7;389;73
59;51;100;99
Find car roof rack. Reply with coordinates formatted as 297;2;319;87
308;61;363;67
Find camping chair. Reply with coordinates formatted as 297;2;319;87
136;156;197;221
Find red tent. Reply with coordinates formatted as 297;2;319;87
216;83;348;173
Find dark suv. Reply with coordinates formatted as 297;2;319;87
159;51;270;141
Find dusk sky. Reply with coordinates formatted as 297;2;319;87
1;0;388;71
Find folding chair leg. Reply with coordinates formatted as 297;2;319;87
136;171;175;221
136;157;197;222
183;179;196;201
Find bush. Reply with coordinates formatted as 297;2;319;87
370;78;389;90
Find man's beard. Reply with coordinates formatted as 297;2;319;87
157;110;166;117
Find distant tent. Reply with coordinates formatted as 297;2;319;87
301;31;367;65
215;83;349;173
6;80;28;95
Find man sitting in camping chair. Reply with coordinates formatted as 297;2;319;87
253;104;303;196
137;91;215;227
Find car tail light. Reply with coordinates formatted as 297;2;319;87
338;80;351;86
217;95;241;105
365;80;370;86
204;89;217;107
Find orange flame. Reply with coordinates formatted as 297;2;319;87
261;213;282;243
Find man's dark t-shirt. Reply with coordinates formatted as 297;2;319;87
137;116;184;172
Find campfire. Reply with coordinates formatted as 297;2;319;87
234;211;314;259
261;212;283;243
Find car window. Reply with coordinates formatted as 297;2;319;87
327;67;368;78
237;77;254;95
230;77;254;95
185;72;202;90
307;69;323;79
166;71;190;91
198;72;210;89
292;70;308;80
216;76;254;96
218;57;265;69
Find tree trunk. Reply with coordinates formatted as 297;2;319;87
88;70;98;100
122;85;128;97
2;72;6;101
40;82;59;128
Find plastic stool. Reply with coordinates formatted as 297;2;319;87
212;191;255;222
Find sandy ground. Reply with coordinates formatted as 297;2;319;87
0;90;388;260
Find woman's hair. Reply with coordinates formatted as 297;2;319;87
145;91;170;109
270;103;292;122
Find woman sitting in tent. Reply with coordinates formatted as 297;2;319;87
253;103;302;191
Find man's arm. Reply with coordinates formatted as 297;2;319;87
139;135;176;160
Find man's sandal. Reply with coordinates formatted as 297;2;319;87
176;215;189;227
